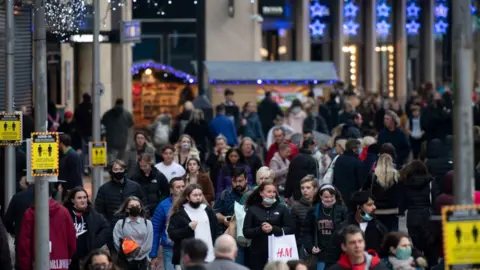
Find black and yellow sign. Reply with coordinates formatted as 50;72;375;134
89;141;107;168
0;112;22;145
442;204;480;269
31;132;59;176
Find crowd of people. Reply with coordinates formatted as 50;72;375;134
0;83;476;270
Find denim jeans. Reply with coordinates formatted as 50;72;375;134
236;246;245;265
163;247;175;270
317;261;326;270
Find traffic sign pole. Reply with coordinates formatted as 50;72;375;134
33;0;50;269
4;0;16;211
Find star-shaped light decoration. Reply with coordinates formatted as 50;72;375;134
344;20;360;36
344;1;359;17
406;20;421;35
406;2;421;19
435;3;449;18
435;20;449;34
377;2;391;18
376;20;391;36
310;1;329;18
472;5;477;15
309;19;326;37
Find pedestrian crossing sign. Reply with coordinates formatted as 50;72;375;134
442;204;480;269
31;132;59;176
89;141;107;168
0;111;22;145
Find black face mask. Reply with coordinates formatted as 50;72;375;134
128;206;141;217
110;171;125;181
189;201;201;208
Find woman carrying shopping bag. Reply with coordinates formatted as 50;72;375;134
243;182;295;270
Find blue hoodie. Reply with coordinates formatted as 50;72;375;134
149;196;173;259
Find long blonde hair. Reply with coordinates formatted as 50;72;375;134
374;154;399;188
168;184;207;220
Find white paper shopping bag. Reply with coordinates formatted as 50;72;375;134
234;201;251;244
268;233;299;262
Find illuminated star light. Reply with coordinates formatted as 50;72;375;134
376;20;391;36
309;19;326;37
435;3;449;18
377;2;391;18
310;2;329;18
435;20;449;34
344;20;360;36
344;1;359;17
472;5;477;15
406;20;421;35
406;2;421;19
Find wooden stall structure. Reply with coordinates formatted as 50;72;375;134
203;61;339;109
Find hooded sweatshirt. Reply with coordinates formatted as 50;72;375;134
18;198;76;270
329;250;387;270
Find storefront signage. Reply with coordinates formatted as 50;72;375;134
256;86;309;109
31;132;59;176
0;112;22;145
70;34;110;43
259;0;286;18
442;204;480;269
89;141;107;168
120;20;142;43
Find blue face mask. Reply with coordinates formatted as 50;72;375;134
358;148;363;155
360;209;373;221
332;148;337;155
263;197;277;206
395;247;412;260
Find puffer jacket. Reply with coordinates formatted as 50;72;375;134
399;175;439;228
269;152;290;186
94;179;147;226
291;198;311;245
425;139;453;193
131;165;170;214
362;173;399;214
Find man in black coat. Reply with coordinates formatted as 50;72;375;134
258;91;283;137
425;139;452;193
333;139;365;210
59;134;84;200
285;138;318;201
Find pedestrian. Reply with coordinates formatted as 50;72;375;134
217;148;253;197
209;104;238;146
125;131;156;178
285;138;318;201
102;98;134;161
181;238;209;270
379;232;427;270
154;144;186;182
377;110;410;167
206;234;249;270
185;157;215;206
58;134;84;200
0;217;12;270
82;249;117;270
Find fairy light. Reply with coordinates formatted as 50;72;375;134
343;45;357;86
375;45;395;97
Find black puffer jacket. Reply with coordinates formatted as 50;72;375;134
94;179;147;226
362;173;399;212
243;201;294;270
333;152;365;209
291;198;312;245
425;139;453;193
399;175;439;228
285;149;318;200
131;165;170;214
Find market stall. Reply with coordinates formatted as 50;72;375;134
131;61;197;128
203;61;339;108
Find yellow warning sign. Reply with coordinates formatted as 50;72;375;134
0;112;22;145
90;141;107;168
31;132;59;176
442;204;480;269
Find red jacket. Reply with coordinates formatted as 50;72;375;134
330;250;386;270
18;198;76;270
266;141;299;165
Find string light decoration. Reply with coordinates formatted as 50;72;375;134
342;45;357;86
309;1;329;38
131;62;197;83
343;0;360;36
434;0;449;35
406;0;421;35
376;0;392;37
108;0;198;15
375;46;395;97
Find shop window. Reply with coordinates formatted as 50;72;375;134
47;43;62;106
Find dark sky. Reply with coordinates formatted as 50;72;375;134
133;0;197;19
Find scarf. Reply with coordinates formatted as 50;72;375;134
388;256;415;270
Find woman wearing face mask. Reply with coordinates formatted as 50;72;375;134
205;135;230;194
64;187;111;270
379;232;427;270
287;99;307;134
185;157;215;205
303;184;348;270
174;134;200;167
243;182;294;270
112;197;153;270
126;131;156;178
216;148;253;197
167;184;219;267
82;249;118;270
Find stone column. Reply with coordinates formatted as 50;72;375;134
395;0;407;105
295;0;311;61
332;0;345;81
421;0;435;84
365;0;378;92
111;0;133;112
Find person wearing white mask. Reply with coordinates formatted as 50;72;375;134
173;134;200;168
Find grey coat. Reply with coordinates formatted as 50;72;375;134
206;258;249;270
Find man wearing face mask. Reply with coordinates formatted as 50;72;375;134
95;160;147;230
334;191;388;260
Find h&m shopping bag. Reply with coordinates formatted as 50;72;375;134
268;232;299;263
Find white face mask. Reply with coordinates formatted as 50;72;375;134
182;142;191;150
